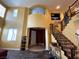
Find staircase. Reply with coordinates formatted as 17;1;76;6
51;1;79;58
62;14;79;47
51;25;79;59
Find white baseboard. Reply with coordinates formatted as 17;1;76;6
45;48;49;51
25;48;29;50
2;48;20;50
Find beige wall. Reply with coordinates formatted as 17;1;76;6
0;5;52;50
27;8;51;50
27;14;51;28
51;12;64;31
0;2;8;46
22;8;29;36
1;8;26;49
0;17;5;30
27;8;64;50
0;5;64;50
0;17;5;46
63;14;79;47
74;19;79;30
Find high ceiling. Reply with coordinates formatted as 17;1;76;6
1;0;76;12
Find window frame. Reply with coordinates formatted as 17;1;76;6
30;7;45;15
7;28;17;41
0;4;6;18
13;9;18;17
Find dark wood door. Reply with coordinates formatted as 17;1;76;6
29;28;45;46
36;29;45;45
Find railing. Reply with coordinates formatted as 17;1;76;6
20;36;27;51
71;48;76;59
50;24;77;59
67;0;79;17
65;0;79;18
49;24;62;59
49;42;62;59
61;0;79;30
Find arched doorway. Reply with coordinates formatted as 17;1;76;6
28;28;45;51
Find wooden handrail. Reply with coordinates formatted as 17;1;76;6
51;24;77;49
61;0;79;31
59;28;76;48
67;0;79;17
52;26;77;59
71;48;76;59
50;24;77;59
67;0;78;13
70;0;78;7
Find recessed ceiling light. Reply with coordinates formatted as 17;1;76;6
56;5;61;10
74;7;79;11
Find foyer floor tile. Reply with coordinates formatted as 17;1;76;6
7;50;50;59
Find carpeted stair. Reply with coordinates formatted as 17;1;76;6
51;26;79;59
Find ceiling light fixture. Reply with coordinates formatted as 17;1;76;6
74;7;79;11
56;5;61;10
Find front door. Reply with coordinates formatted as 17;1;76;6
29;28;45;47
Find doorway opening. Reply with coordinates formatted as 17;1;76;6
29;28;45;51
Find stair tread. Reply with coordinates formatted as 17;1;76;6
75;50;79;58
62;49;73;55
57;40;70;43
57;39;69;41
75;55;79;59
75;49;79;51
63;48;71;52
74;57;79;59
52;27;77;59
58;41;70;43
58;42;72;45
75;49;79;54
61;45;74;48
66;53;71;57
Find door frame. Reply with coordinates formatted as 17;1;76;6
28;28;45;48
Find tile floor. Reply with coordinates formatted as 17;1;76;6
7;50;60;59
7;50;49;59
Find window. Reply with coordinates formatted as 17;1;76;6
31;7;45;14
13;9;18;17
7;29;17;41
0;4;6;17
76;30;79;40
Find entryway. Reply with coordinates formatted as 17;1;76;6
28;28;45;51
